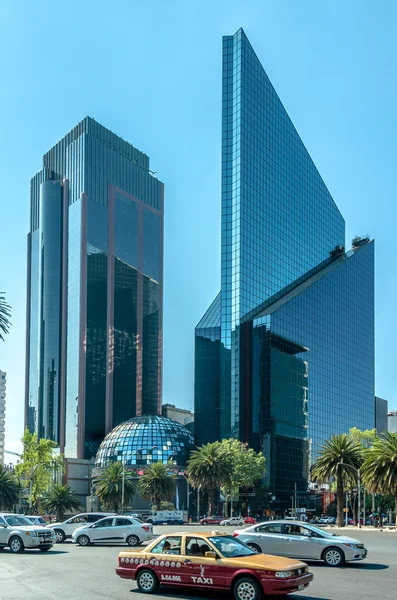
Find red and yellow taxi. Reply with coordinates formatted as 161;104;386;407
116;531;313;599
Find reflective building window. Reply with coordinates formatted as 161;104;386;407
195;30;375;510
26;118;164;459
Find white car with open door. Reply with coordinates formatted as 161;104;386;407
71;516;154;547
48;512;115;543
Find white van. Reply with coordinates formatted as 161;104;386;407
146;510;187;525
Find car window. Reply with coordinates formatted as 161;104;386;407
116;518;132;526
70;516;88;524
186;537;212;557
209;536;255;558
150;536;182;555
93;518;114;528
256;524;282;534
283;524;312;536
4;515;33;527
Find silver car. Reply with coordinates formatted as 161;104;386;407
235;520;367;567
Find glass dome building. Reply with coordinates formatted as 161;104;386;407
95;415;195;469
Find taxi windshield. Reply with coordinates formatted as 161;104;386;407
209;536;255;558
4;515;34;527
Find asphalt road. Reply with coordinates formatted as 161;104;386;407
0;526;396;600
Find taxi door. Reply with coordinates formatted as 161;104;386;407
181;537;226;589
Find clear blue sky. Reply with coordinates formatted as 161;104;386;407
1;0;396;457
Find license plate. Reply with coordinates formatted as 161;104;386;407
298;585;305;591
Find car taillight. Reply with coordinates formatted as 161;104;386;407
142;525;150;532
233;533;239;537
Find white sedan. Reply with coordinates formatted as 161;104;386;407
71;516;154;547
219;516;244;526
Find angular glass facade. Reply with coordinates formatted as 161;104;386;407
26;118;164;459
195;29;375;508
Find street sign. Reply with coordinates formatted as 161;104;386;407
343;508;348;512
296;508;306;513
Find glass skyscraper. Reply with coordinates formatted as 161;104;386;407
195;29;375;506
25;117;164;459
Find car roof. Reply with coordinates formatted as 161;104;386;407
151;531;230;538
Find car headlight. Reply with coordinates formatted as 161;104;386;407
26;531;37;537
275;571;294;579
344;543;362;549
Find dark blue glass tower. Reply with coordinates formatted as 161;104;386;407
195;29;375;506
25;118;164;458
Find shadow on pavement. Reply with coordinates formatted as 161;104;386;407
130;585;330;600
1;549;69;555
343;562;389;571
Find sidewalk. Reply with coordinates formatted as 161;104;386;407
328;525;396;532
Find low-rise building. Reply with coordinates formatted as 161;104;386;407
388;410;397;434
162;403;194;427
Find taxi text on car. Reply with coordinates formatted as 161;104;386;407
115;530;313;600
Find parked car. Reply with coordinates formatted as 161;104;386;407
318;517;335;524
25;516;47;527
72;515;153;547
116;531;313;599
47;512;116;543
199;516;224;525
234;520;367;567
244;516;257;525
219;516;244;526
0;513;56;553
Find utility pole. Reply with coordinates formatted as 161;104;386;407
121;456;126;515
197;487;200;522
294;482;297;517
357;469;361;529
345;492;349;526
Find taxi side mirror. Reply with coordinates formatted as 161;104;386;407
205;551;217;559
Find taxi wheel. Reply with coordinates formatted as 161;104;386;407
233;576;261;600
126;534;139;546
9;536;24;554
137;568;159;594
323;547;345;567
77;535;91;547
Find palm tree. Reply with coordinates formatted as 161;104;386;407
187;442;231;516
311;434;362;527
95;462;135;513
0;291;11;341
43;484;82;521
138;463;175;510
361;432;397;526
0;466;19;510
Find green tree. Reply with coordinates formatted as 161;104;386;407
0;466;20;510
347;428;377;523
95;462;135;512
219;439;266;515
139;463;175;511
15;429;64;510
311;434;362;527
349;427;377;449
43;484;82;521
0;290;11;340
151;501;175;511
361;432;397;526
187;442;231;515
